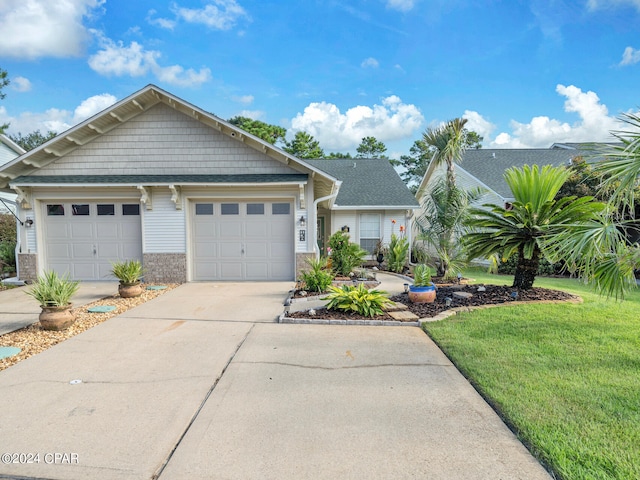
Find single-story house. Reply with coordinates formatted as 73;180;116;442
0;134;26;214
0;85;418;283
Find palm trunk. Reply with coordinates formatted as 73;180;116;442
512;246;540;290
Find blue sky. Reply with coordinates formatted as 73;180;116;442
1;0;639;158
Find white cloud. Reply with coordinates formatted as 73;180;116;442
386;0;416;12
462;110;496;140
231;95;254;105
147;9;177;30
487;84;621;148
361;57;380;68
171;0;250;30
587;0;640;11
237;110;264;120
0;0;104;59
620;46;640;66
0;93;117;135
88;36;212;87
290;95;424;150
10;77;32;93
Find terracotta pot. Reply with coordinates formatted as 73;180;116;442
39;304;75;331
119;282;143;298
408;284;437;303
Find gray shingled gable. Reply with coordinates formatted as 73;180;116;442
459;149;585;198
306;158;419;207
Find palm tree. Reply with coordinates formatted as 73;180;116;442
463;164;626;292
422;117;468;190
594;111;640;209
415;179;483;280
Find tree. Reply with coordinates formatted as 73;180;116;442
227;116;286;145
390;138;431;193
325;151;353;159
0;68;9;134
423;118;469;190
283;131;324;159
356;136;387;158
464;130;483;149
464;164;621;291
9;130;57;151
415;179;484;279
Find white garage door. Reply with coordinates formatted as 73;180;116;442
43;201;143;281
192;200;294;281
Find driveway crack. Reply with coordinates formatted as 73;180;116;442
152;324;255;480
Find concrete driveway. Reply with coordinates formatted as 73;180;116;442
0;280;551;480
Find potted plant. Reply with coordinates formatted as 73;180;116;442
111;259;144;298
373;240;387;267
26;270;80;330
408;264;436;303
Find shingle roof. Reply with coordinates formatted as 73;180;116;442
11;174;308;185
306;158;419;208
459;149;586;198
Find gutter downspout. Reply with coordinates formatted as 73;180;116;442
313;180;342;260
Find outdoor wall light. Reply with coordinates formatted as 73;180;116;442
299;216;306;227
24;218;34;228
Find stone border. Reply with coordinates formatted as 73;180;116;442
278;313;420;327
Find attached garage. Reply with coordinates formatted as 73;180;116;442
42;201;142;280
191;199;294;281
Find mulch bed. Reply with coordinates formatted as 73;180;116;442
288;284;579;322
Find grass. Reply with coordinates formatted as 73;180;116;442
423;268;640;480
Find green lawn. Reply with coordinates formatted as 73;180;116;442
423;269;640;480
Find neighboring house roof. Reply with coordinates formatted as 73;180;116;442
306;158;420;209
457;149;583;199
0;84;339;200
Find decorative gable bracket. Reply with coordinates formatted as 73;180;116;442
169;185;182;210
137;185;153;210
14;186;32;210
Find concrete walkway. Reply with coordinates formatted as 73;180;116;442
0;276;551;480
0;282;118;335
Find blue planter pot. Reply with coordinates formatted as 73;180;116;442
408;284;436;303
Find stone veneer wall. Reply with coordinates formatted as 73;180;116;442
295;252;315;281
143;253;187;283
18;253;38;283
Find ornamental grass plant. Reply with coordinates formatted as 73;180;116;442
26;270;80;307
111;260;143;285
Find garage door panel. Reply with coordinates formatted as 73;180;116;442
44;201;142;281
192;200;294;281
220;242;242;257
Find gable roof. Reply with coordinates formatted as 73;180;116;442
458;148;583;199
0;134;26;167
306;158;419;209
0;85;337;197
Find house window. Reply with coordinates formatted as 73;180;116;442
221;203;239;215
72;204;90;216
123;204;140;216
272;203;290;215
195;203;214;215
359;213;381;254
97;204;115;216
247;203;264;215
47;204;65;216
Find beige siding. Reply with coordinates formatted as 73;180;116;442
32;103;300;176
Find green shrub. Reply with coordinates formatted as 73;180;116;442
411;242;429;264
300;257;334;292
0;240;16;273
328;231;367;276
325;284;392;317
111;259;143;284
412;264;433;286
387;233;409;273
0;214;17;243
26;270;79;307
